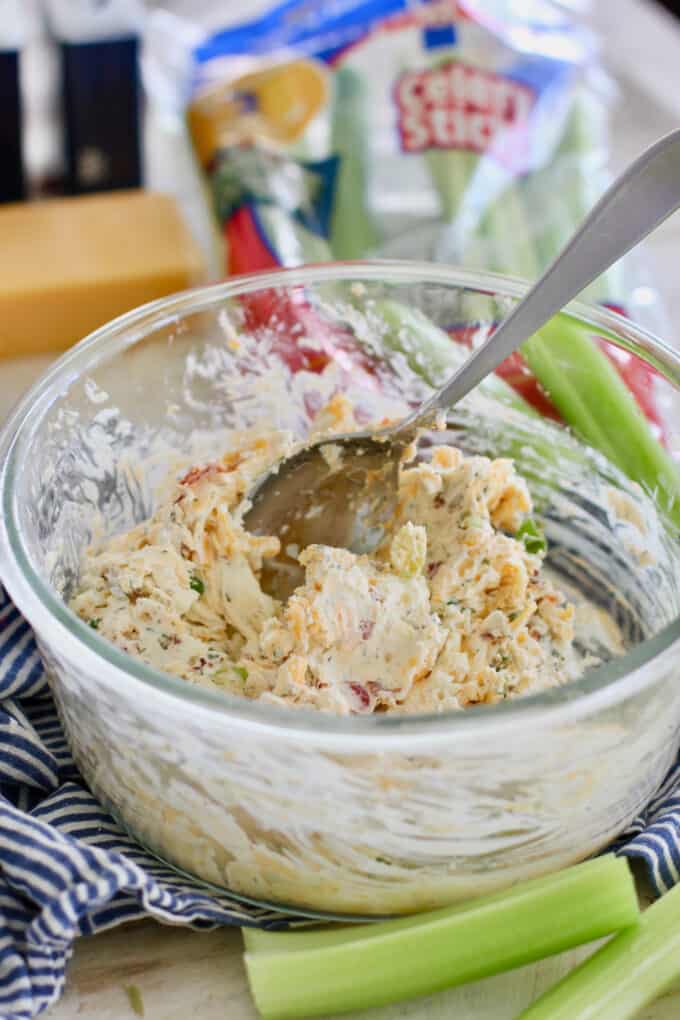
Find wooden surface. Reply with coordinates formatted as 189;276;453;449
3;1;680;1018
41;919;680;1020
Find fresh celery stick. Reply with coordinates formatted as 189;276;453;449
329;67;381;259
367;289;680;524
344;295;581;488
522;94;625;304
361;296;680;523
420;53;481;226
415;62;678;522
521;315;680;526
243;856;639;1020
426;148;481;224
516;877;680;1020
480;188;680;523
554;92;608;225
365;297;537;415
482;179;541;280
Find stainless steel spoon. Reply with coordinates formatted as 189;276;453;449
245;128;680;598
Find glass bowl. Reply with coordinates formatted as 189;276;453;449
1;261;679;919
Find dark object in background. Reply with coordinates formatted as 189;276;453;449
0;49;25;202
60;36;141;194
656;0;680;16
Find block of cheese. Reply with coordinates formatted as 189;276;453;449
0;190;207;358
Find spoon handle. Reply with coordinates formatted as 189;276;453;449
417;127;680;420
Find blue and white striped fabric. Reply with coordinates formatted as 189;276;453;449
0;586;297;1020
0;583;679;1018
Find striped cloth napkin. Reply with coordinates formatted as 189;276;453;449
1;584;679;1019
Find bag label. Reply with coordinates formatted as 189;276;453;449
394;60;535;169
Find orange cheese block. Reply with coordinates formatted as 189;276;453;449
0;190;207;358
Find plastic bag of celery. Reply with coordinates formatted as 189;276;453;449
143;0;679;518
155;0;600;273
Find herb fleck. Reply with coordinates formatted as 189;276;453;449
234;666;248;682
88;618;101;630
516;518;547;555
189;575;205;595
125;985;145;1017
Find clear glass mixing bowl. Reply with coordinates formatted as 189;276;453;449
1;262;679;918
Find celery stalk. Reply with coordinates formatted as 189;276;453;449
521;315;680;525
243;856;638;1020
559;96;626;303
522;94;625;304
480;189;680;524
329;67;381;259
421;53;481;226
366;296;680;517
427;148;481;224
359;297;680;523
482;177;541;281
413;55;679;522
364;297;537;416
516;878;680;1020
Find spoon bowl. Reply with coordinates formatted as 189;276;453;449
246;431;409;598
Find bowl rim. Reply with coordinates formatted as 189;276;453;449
1;259;679;744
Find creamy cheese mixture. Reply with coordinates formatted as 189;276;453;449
71;395;578;714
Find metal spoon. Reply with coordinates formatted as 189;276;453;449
245;128;680;598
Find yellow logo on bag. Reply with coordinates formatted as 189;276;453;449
188;59;329;167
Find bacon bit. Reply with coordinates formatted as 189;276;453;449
359;619;375;640
427;561;443;578
350;683;371;711
433;494;446;509
180;463;220;487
